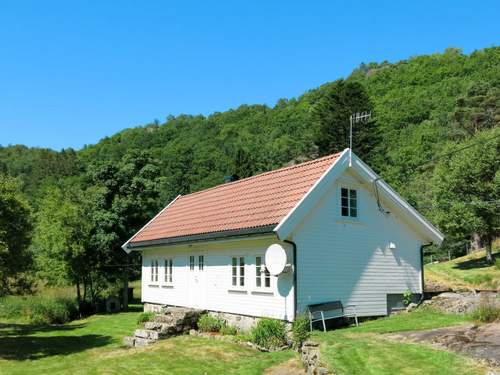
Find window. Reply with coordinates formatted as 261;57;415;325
150;259;158;283
198;255;204;271
231;257;245;287
164;259;173;283
256;256;271;288
341;187;358;218
189;256;195;271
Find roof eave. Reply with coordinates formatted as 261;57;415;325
124;225;277;250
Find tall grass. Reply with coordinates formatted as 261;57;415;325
0;295;78;324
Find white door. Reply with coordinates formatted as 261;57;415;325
188;254;207;309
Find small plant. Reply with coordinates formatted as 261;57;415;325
220;324;238;336
250;318;288;350
292;315;310;348
137;312;155;324
472;298;500;323
197;314;224;332
403;290;413;306
495;258;500;270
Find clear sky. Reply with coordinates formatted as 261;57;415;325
1;1;498;150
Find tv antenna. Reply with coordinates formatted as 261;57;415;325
349;111;371;167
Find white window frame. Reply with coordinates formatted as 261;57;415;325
230;256;246;289
254;255;271;290
150;259;159;285
339;185;359;220
163;258;173;285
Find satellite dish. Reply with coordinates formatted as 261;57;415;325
265;244;288;276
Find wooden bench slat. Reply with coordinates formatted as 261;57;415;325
308;301;343;313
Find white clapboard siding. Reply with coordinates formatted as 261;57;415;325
292;170;423;317
141;235;295;321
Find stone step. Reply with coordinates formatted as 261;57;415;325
134;337;156;347
134;329;162;340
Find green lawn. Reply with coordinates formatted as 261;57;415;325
426;248;500;290
0;309;295;375
313;308;489;375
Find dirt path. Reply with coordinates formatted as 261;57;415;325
388;323;500;368
263;357;306;375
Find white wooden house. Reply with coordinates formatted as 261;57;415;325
122;149;443;322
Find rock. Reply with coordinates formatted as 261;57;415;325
406;302;418;312
123;336;135;347
134;337;155;347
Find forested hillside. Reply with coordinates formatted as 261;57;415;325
1;47;498;298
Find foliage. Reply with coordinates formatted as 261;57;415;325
250;318;288;349
0;295;78;324
0;175;33;295
291;315;310;348
432;128;500;263
312;80;378;161
220;324;238;336
197;313;225;333
495;258;500;270
136;312;155;324
403;290;413;306
471;297;500;323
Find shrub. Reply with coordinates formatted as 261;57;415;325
472;301;500;323
220;324;238;336
292;315;310;348
403;290;413;306
250;318;288;350
495;258;500;270
0;295;77;324
137;312;155;324
197;314;224;332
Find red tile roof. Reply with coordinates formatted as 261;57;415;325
130;152;341;244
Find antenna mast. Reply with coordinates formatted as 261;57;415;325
349;111;371;167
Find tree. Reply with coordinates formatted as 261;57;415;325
450;81;500;139
0;175;33;295
312;80;378;161
86;150;162;307
432;129;500;263
32;185;93;304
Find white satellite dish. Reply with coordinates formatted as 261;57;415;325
265;243;288;276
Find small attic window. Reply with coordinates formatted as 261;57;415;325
341;187;358;218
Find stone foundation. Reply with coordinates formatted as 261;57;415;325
208;311;261;332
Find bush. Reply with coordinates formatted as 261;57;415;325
197;314;224;332
220;324;238;336
250;318;288;349
137;312;155;324
472;302;500;323
0;295;78;324
495;258;500;270
403;290;413;306
292;315;310;348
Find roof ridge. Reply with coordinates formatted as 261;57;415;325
179;152;342;200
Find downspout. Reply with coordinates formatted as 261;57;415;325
283;239;298;321
418;242;433;305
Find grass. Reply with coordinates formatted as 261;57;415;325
0;308;295;375
313;307;489;375
425;247;500;290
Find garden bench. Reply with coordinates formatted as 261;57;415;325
307;300;359;332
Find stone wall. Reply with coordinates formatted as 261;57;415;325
208;311;260;332
143;302;166;313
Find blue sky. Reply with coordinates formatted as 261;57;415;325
1;1;498;150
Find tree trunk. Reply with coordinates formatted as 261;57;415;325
485;235;493;264
76;280;82;318
122;255;129;311
471;233;482;251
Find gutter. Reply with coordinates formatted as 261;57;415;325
418;242;434;305
124;225;276;250
283;239;298;321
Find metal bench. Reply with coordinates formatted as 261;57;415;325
307;300;359;332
